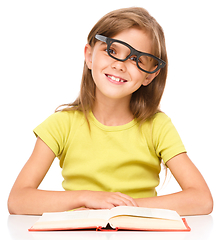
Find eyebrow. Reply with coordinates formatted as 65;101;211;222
98;41;107;47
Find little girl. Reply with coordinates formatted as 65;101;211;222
8;7;213;216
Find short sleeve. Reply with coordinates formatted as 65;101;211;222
152;113;186;165
33;111;71;157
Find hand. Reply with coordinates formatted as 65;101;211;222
80;191;138;209
73;207;94;211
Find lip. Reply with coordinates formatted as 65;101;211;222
105;74;128;85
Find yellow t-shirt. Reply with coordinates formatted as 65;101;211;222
33;110;186;198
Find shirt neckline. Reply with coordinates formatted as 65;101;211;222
89;111;138;132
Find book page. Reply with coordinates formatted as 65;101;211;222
31;210;111;230
109;216;188;230
87;209;110;220
109;206;182;221
37;209;111;223
36;206;181;223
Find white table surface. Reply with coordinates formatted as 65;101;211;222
3;211;221;240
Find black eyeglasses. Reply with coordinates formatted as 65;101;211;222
95;34;166;74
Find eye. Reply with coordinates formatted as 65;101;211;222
107;48;116;55
130;56;142;63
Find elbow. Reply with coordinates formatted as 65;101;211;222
8;194;17;215
198;192;214;215
8;192;21;215
186;188;214;216
8;196;15;215
204;195;214;215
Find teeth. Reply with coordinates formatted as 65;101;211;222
108;75;125;83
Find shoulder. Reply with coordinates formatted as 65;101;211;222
141;111;181;148
43;110;84;125
140;112;172;149
142;112;186;163
147;112;178;138
142;112;171;132
151;112;171;125
34;110;85;136
33;110;85;156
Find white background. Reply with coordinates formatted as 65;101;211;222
1;0;221;226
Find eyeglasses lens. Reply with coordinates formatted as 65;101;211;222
108;41;159;73
108;42;131;60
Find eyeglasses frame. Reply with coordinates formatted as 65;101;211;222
95;34;166;74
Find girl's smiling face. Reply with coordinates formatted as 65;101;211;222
85;28;159;102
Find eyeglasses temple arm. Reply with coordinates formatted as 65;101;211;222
95;34;107;43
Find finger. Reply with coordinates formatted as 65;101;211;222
106;197;128;207
106;195;132;207
115;192;138;207
74;207;93;211
100;202;116;209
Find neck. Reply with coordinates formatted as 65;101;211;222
92;93;134;126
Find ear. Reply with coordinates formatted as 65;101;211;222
142;69;160;86
84;44;93;70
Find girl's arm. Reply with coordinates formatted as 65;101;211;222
135;153;213;216
8;138;137;215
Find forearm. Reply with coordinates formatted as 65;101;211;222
8;188;138;215
135;188;213;216
8;188;85;215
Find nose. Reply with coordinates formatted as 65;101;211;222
111;60;127;72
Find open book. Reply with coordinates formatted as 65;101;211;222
29;206;190;232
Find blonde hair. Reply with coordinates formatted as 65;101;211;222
57;7;168;124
